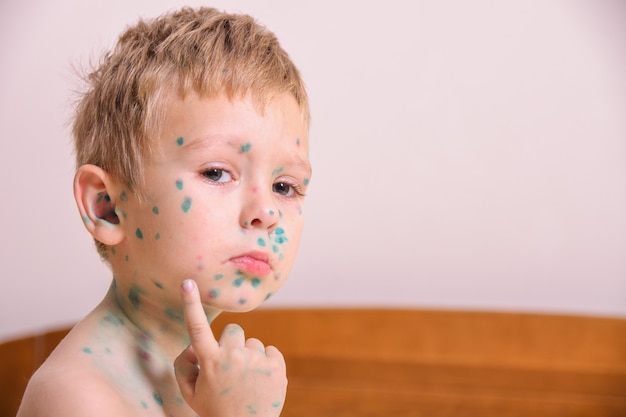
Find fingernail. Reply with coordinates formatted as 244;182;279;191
181;279;194;293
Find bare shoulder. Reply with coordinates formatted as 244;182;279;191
17;360;130;417
17;306;135;417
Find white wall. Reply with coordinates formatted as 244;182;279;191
1;0;625;342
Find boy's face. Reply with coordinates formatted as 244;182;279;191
113;92;310;312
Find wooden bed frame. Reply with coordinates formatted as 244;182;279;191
2;308;625;416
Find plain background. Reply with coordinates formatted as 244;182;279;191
1;0;625;341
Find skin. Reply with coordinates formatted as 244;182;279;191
17;92;311;417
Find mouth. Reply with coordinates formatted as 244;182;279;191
228;251;271;276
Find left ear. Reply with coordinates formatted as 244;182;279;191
73;164;125;246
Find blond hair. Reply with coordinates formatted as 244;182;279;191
73;6;309;194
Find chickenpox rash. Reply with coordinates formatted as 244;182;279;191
240;142;251;153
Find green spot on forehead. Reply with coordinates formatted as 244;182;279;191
240;142;252;153
272;167;284;175
181;197;192;213
176;137;184;146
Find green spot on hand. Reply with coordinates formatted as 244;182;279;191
257;237;266;247
176;137;184;146
181;197;192;213
136;228;143;239
240;142;251;153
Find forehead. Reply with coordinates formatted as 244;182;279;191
159;92;309;150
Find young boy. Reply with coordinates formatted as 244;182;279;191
17;6;311;417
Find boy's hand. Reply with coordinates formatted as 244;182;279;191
174;279;287;417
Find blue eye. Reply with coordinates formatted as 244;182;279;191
202;168;232;183
273;181;303;197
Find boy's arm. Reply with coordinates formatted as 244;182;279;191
174;279;287;417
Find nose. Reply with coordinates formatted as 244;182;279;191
240;186;279;231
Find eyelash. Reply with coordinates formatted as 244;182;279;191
201;168;306;198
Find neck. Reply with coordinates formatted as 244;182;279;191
104;278;221;362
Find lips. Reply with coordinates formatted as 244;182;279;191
228;251;271;276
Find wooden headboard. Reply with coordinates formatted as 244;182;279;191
2;309;626;416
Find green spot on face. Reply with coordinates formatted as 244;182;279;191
257;237;266;247
153;392;163;406
274;236;287;244
214;274;224;280
303;178;310;185
155;233;160;240
232;277;244;287
176;137;184;146
140;401;148;409
176;179;183;190
272;167;284;175
119;191;128;202
82;347;92;354
152;206;159;214
246;404;257;414
272;245;279;253
240;142;251;153
296;138;300;146
251;278;261;288
209;289;220;298
275;227;285;235
265;292;273;301
82;215;90;224
181;197;192;213
111;247;116;255
238;298;247;305
135;228;143;239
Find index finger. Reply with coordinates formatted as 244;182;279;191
180;279;220;360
